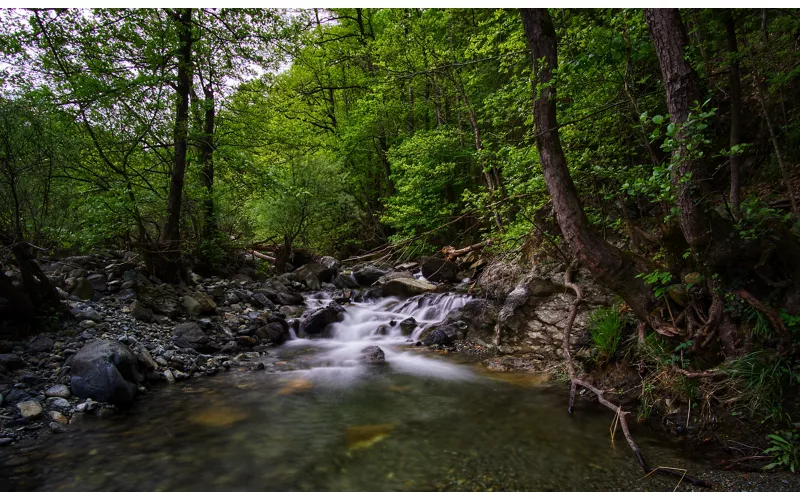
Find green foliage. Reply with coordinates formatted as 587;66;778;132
722;352;798;422
764;430;800;473
587;307;623;364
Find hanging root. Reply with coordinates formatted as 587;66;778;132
561;264;712;489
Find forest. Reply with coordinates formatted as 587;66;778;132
1;7;800;489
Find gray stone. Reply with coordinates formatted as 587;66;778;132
360;346;386;364
334;273;359;289
382;277;437;298
87;273;107;292
163;369;176;384
71;277;94;300
130;300;154;322
276;292;304;306
44;384;71;398
0;353;24;371
73;307;103;322
172;322;218;354
301;302;345;336
181;295;203;316
70;339;141;407
47;397;71;409
352;264;388;286
28;334;55;353
17;400;43;419
399;317;418;336
421;257;459;282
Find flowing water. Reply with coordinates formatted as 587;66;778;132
0;290;717;491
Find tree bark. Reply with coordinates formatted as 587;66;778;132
163;8;193;263
520;8;654;321
644;8;739;271
723;10;743;217
200;82;216;239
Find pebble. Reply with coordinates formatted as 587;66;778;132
17;400;43;419
44;384;71;398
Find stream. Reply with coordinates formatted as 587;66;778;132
1;291;717;491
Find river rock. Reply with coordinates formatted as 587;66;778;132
301;302;345;336
0;353;24;372
276;292;304;306
73;306;103;322
296;261;337;285
382;277;437;298
193;292;217;313
421;257;458;282
44;384;71;398
17;400;43;419
334;273;359;289
360;346;386;364
135;284;180;318
172;322;218;354
87;273;107;292
70;339;141;407
130;300;155;322
182;295;203;316
352;264;388;286
47;397;71;409
71;277;94;299
399;317;418;336
255;321;290;345
28;334;55;353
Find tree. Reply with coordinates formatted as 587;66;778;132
520;8;655;321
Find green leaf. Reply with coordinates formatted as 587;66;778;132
652;114;664;125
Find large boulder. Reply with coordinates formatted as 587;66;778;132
334;273;359;289
439;299;499;345
71;277;94;300
382;277;437;298
70;340;142;407
181;295;203;316
276;292;305;306
135;284;180;318
296;259;338;285
255;320;290;345
172;322;218;354
421;257;458;282
352;264;388;286
301;302;345;336
86;273;108;292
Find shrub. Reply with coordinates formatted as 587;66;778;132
588;307;623;364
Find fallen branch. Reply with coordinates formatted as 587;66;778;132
561;265;711;489
441;239;493;260
251;250;276;263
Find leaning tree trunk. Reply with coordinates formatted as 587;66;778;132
520;8;654;321
160;7;194;283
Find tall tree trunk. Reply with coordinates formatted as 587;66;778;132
164;9;193;247
723;10;743;218
161;8;193;282
520;8;654;321
644;8;738;271
200;82;216;239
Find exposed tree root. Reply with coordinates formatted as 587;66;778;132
561;265;711;489
736;289;791;348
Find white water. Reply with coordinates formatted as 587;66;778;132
284;290;475;381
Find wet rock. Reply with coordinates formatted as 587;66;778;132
44;384;71;399
0;353;24;371
276;292;304;306
70;339;141;407
71;277;94;300
399;317;418;336
382;277;437;298
360;346;386;364
301;302;345;335
163;369;176;384
334;273;359;289
172;322;218;354
255;321;290;345
352;264;388;286
441;299;498;345
17;400;43;419
419;326;457;347
181;295;203;316
421;257;458;282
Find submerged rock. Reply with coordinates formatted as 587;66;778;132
70;339;141;407
360;345;386;364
